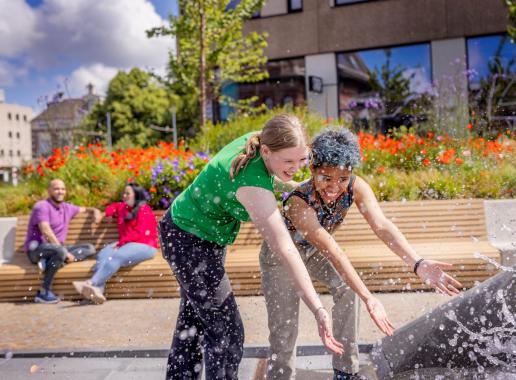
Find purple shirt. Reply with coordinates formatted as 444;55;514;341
24;199;81;252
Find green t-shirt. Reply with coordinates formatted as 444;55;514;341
171;132;274;246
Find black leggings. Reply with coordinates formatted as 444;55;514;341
27;243;96;291
159;211;244;380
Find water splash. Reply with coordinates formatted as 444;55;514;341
473;252;515;272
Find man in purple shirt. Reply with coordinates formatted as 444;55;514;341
25;179;102;303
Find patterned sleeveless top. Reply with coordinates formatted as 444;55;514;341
283;175;356;249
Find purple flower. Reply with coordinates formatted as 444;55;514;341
174;175;181;182
281;192;290;201
151;162;165;185
160;198;170;208
172;158;179;171
163;186;171;194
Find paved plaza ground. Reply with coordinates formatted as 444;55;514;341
0;292;452;379
0;293;449;351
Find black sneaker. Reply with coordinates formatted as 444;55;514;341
333;369;368;380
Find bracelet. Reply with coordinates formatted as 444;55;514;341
413;258;425;275
315;306;325;315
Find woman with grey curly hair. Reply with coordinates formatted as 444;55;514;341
260;127;462;380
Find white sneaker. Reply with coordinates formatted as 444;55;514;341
72;281;88;295
81;283;106;304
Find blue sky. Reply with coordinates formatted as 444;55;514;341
0;0;178;112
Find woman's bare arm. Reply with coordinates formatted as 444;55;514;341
236;186;344;354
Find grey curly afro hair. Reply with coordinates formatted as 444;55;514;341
310;128;362;168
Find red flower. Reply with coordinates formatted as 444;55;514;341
422;158;431;167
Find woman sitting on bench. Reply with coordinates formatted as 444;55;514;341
73;182;158;304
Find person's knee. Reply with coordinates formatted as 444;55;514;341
47;254;65;269
85;244;96;256
102;258;122;273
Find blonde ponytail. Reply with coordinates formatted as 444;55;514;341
230;133;261;179
229;114;307;179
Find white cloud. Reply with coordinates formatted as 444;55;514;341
0;59;27;86
0;0;37;57
31;0;171;72
0;0;172;77
64;63;119;97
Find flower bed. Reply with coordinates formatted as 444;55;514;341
0;127;514;216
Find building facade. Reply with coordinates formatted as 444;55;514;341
0;90;32;183
239;0;514;131
31;84;100;158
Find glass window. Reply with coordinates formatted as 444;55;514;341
335;0;370;5
16;132;20;139
8;131;12;138
7;112;11;120
238;58;306;110
288;0;303;12
17;150;21;157
467;34;516;131
23;115;27;122
337;43;432;133
9;150;13;157
0;150;4;156
15;114;19;121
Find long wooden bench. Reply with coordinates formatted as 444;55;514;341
0;199;500;302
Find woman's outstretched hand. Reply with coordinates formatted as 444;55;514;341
315;308;344;355
365;297;394;336
416;260;462;296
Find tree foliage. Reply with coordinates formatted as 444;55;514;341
148;0;268;132
81;68;179;147
507;0;516;41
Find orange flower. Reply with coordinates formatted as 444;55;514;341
467;123;473;130
376;166;385;174
149;186;157;193
455;158;464;165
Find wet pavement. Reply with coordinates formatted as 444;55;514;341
0;292;472;379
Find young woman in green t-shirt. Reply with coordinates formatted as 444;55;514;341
159;114;344;379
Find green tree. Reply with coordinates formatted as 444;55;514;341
507;0;516;41
148;0;268;132
81;68;179;147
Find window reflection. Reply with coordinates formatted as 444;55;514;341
337;44;432;133
289;0;303;12
467;34;516;131
238;58;306;110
